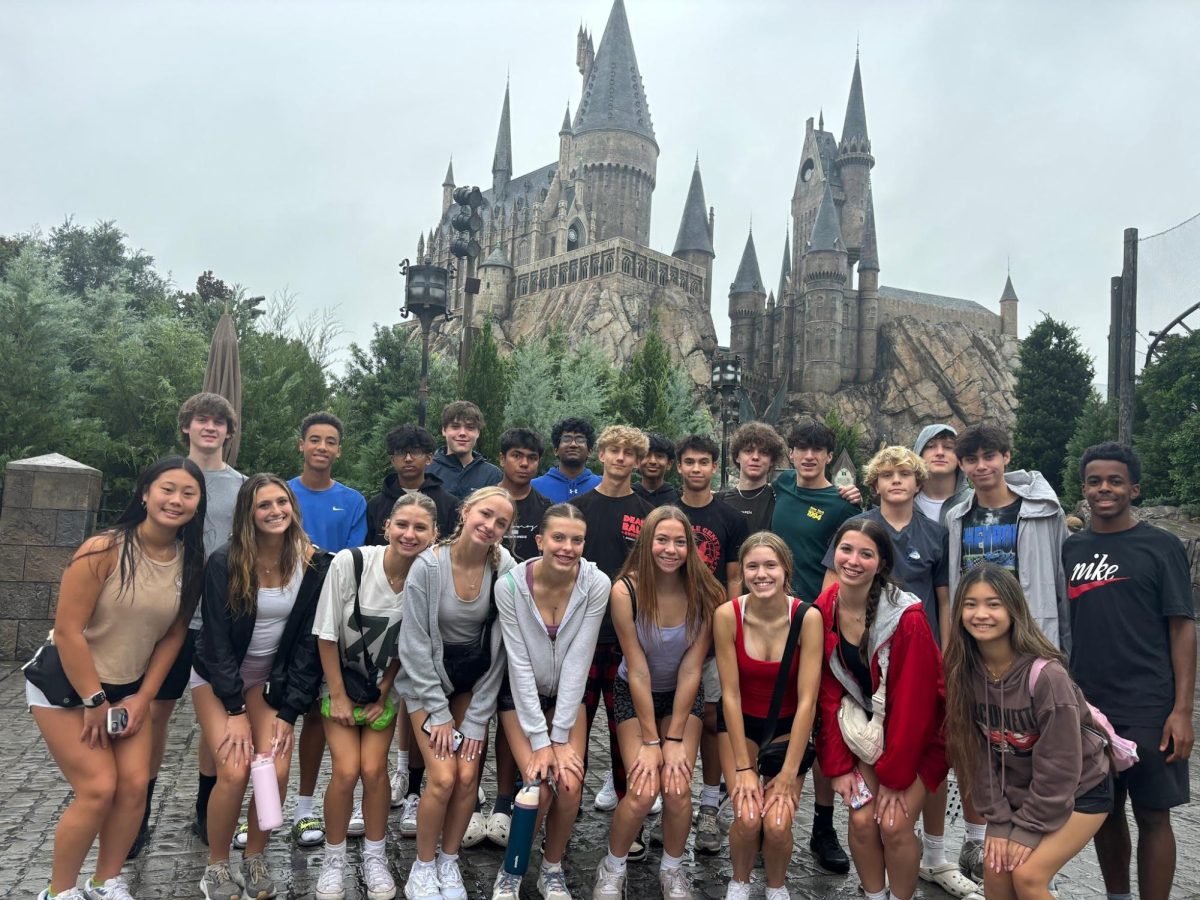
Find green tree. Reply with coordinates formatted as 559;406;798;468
824;407;866;476
1137;330;1200;503
457;323;511;462
503;331;615;446
49;218;170;315
609;329;673;433
1012;314;1095;493
175;270;267;337
1059;391;1117;507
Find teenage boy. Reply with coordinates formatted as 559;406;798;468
676;434;749;854
1064;442;1195;900
288;411;368;849
632;432;681;507
139;393;246;855
913;424;971;525
532;417;602;502
718;421;788;532
365;423;460;542
770;417;858;874
427;400;503;499
945;423;1069;648
497;427;553;562
570;427;653;829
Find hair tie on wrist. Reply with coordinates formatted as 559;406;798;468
736;765;754;772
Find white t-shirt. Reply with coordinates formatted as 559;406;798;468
914;492;944;524
312;546;405;689
246;561;303;657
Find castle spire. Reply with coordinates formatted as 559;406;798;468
1000;274;1019;302
731;227;765;294
840;52;870;153
858;188;878;271
492;79;513;195
574;0;656;145
808;181;843;251
778;226;792;296
673;157;714;256
442;157;454;187
561;102;572;133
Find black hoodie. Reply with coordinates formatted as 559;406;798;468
365;471;461;544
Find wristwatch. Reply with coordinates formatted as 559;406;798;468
81;690;107;708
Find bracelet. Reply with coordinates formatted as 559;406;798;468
642;739;661;747
735;765;754;772
228;706;248;717
663;736;684;743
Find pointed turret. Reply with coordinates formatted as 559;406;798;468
558;102;573;180
1000;274;1019;338
731;229;765;294
1001;274;1019;302
778;228;792;298
673;159;713;256
492;81;513;196
807;181;843;252
836;52;874;253
858;189;878;271
443;158;455;186
574;0;655;144
560;103;572;134
840;53;871;154
728;227;767;367
441;157;455;213
801;182;849;394
856;188;879;383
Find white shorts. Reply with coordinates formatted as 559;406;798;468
188;653;274;692
702;656;721;703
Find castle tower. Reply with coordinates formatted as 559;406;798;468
856;188;879;382
836;52;875;260
672;157;715;309
559;103;573;175
775;228;793;383
1000;274;1019;338
728;228;766;368
478;242;513;323
801;182;849;393
492;81;513;197
573;0;658;244
442;158;455;215
576;25;594;87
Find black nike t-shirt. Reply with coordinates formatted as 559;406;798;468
1063;522;1195;726
680;495;750;585
507;488;553;562
570;489;653;643
718;484;776;534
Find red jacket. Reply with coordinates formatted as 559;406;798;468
816;583;949;791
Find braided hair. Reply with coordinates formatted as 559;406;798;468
831;518;899;659
436;485;515;571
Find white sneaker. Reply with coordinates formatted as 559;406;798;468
478;785;487;805
763;887;789;900
437;856;468;900
364;854;397;900
492;870;524;900
659;867;694;900
485;811;512;847
316;854;347;900
461;811;487;847
84;876;134;900
399;795;420;837
724;881;750;900
347;801;366;838
41;891;87;900
591;857;626;900
539;865;572;900
650;793;663;815
594;771;618;811
404;863;441;900
391;770;410;808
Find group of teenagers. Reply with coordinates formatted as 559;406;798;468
24;394;1194;900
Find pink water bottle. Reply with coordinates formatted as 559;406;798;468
250;752;283;831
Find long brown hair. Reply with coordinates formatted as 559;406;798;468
436;485;515;571
943;563;1066;798
615;505;723;639
831;517;899;659
227;474;310;618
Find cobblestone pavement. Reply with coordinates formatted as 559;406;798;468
4;664;1198;899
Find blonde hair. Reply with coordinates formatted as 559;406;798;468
438;485;515;570
863;445;928;491
596;425;649;460
738;531;795;591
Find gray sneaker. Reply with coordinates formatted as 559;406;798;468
958;839;985;883
399;795;420;837
693;805;721;855
241;852;277;900
200;860;244;900
592;857;626;900
659;866;694;900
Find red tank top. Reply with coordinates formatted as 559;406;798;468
733;596;803;718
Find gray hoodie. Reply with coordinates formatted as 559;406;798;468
946;470;1070;651
913;424;972;526
495;558;610;750
395;544;516;741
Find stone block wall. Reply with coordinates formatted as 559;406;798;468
0;454;101;660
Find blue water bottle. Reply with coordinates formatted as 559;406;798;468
501;780;542;876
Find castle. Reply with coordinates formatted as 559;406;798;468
416;0;1018;400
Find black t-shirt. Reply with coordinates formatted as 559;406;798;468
633;481;681;509
681;495;750;584
960;498;1022;576
1063;522;1195;727
570;489;654;644
506;488;553;562
718;484;776;534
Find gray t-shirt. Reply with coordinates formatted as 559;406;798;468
190;464;246;630
438;560;495;644
914;492;944;524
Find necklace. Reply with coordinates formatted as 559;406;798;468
258;556;282;576
735;483;769;500
986;661;1012;682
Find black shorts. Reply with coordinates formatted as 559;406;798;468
613;676;703;724
156;627;199;701
496;677;556;714
717;704;806;748
1113;723;1191;810
1075;771;1115;815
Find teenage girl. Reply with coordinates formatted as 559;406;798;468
395;486;516;900
944;563;1112;900
591;506;724;900
816;518;949;900
715;532;823;900
191;474;333;900
491;503;609;900
28;457;205;900
313;493;439;900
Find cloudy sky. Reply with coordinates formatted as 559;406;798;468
4;0;1198;388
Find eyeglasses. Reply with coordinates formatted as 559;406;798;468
559;435;589;446
392;450;431;460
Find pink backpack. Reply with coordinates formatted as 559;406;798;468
1029;659;1139;772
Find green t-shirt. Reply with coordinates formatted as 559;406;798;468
770;473;860;602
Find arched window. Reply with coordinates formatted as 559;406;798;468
622;255;632;275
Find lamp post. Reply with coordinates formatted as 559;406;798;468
399;258;452;427
449;186;484;368
710;352;743;489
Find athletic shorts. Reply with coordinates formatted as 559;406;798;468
702;656;721;703
189;653;273;693
1075;771;1115;815
156;627;199;701
613;675;703;724
716;706;814;775
1113;723;1190;810
26;676;142;710
496;677;556;714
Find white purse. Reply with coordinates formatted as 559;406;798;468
837;645;889;764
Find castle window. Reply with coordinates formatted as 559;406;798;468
659;268;667;285
569;260;578;282
548;237;556;256
622;255;632;275
539;271;548;290
549;267;558;287
605;255;614;273
636;258;645;279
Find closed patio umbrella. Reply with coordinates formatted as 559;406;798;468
202;311;243;467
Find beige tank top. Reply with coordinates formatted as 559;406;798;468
83;539;183;684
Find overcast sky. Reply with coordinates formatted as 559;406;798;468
4;0;1198;388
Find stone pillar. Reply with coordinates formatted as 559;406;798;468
0;453;102;660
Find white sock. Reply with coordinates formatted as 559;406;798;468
437;851;458;867
921;831;946;868
396;750;409;771
542;860;563;873
660;850;684;871
864;889;888;900
605;851;627;874
964;821;986;843
889;892;911;900
413;857;435;871
364;837;386;860
324;838;346;858
700;783;721;807
294;795;314;823
764;888;789;900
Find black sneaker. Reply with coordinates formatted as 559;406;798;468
627;827;648;863
809;827;850;874
191;813;209;846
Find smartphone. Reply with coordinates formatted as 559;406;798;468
422;716;464;752
849;767;874;810
106;706;129;736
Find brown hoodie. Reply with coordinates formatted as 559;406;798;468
971;653;1110;849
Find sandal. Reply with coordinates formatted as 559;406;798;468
292;815;326;847
920;862;985;899
231;820;249;850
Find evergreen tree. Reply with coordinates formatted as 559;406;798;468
824;407;866;477
610;328;673;433
1137;330;1200;504
1059;391;1117;508
1012;314;1095;493
457;322;511;462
